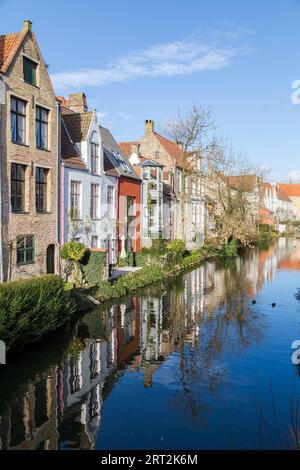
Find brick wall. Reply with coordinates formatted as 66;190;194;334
0;32;58;280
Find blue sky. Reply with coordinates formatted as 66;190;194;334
1;0;300;181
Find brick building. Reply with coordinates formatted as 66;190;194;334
120;119;205;247
101;126;141;254
0;20;59;281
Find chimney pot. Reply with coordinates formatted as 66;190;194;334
24;19;32;31
145;119;154;134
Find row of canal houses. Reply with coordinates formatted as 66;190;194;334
0;20;205;282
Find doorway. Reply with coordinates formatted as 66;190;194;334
46;244;55;274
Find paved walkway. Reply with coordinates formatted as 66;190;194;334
109;266;142;281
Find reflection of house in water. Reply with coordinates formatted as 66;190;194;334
57;298;142;449
3;239;299;450
116;298;140;368
0;368;58;450
58;333;114;449
139;295;177;387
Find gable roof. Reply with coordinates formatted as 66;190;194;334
154;132;183;166
0;31;26;73
100;126;140;181
140;159;164;168
0;22;56;96
61;119;87;170
226;175;257;192
277;183;300;198
276;185;292;202
120;132;185;167
118;141;138;157
63;112;93;143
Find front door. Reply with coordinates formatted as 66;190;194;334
46;244;55;274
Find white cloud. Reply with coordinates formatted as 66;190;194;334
51;38;246;91
117;112;132;120
287;170;300;182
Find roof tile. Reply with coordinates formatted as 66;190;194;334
63;112;93;143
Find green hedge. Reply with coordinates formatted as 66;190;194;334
0;275;75;350
80;250;106;286
96;247;207;303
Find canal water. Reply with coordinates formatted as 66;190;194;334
1;237;300;450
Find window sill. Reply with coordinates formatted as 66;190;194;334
11;210;29;214
24;80;39;89
11;141;29;148
36;146;50;152
36;210;51;214
17;261;35;266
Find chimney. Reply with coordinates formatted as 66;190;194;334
24;19;32;31
145;119;154;134
67;93;88;113
176;141;184;151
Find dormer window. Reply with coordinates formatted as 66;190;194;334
23;57;37;86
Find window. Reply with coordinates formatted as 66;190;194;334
127;196;136;217
90;184;100;219
11;163;26;212
23;57;37;86
177;169;182;193
70;181;82;219
11;97;26;144
91;143;100;174
107;186;114;213
17;235;34;265
192;180;196;196
36;106;49;149
36;167;48;212
91;236;99;249
150;200;158;227
185;176;189;194
155;151;160;159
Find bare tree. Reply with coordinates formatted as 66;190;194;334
167;105;216;241
168;105;262;246
205;144;263;246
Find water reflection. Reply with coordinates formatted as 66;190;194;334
0;238;300;450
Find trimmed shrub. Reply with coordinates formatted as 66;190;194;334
166;239;186;255
80;250;106;286
218;239;238;258
0;275;75;350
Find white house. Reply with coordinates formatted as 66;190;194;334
59;93;118;249
263;183;296;222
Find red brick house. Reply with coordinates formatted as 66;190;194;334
100;126;141;255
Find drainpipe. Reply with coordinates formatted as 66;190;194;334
56;101;60;272
60;165;65;245
0;77;5;282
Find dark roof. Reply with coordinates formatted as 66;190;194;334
140;159;164;168
63;112;93;143
100;126;140;180
61;119;87;170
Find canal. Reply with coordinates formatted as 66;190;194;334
1;237;300;450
